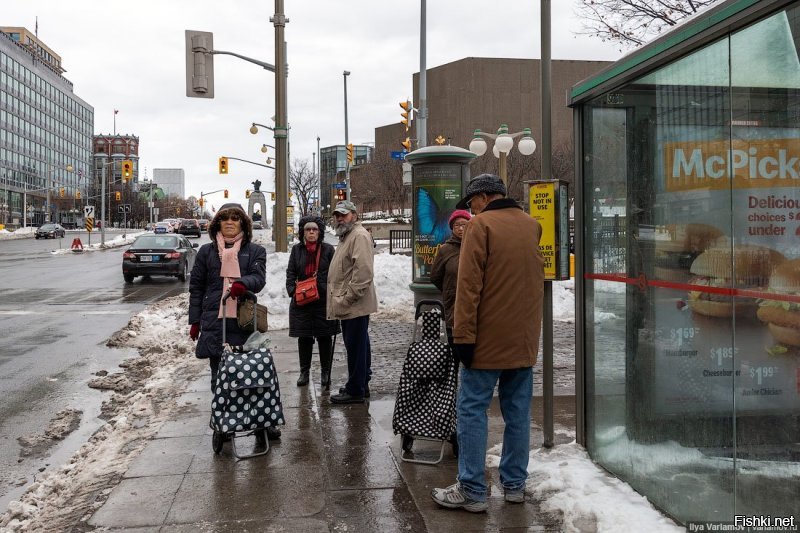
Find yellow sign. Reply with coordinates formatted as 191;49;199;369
664;138;800;192
529;182;557;279
85;217;94;232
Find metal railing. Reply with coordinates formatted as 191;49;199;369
389;229;412;255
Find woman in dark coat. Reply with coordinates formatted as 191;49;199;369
430;209;471;345
188;203;276;442
286;215;339;389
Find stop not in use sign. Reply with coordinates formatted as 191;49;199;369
528;180;570;281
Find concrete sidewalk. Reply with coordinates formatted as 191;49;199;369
86;324;574;532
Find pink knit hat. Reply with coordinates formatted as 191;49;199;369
448;209;472;229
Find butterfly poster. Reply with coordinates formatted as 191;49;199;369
413;165;463;282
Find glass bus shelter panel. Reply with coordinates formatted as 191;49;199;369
584;37;738;524
729;5;800;520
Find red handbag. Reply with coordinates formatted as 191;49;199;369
295;246;321;306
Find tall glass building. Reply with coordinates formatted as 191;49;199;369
570;0;800;525
319;144;372;214
0;27;93;228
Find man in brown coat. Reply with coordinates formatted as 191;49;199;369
431;174;544;513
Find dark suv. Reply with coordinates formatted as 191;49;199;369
176;218;201;238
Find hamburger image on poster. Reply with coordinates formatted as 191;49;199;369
688;244;786;318
757;258;800;349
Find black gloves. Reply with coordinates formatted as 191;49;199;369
452;343;475;368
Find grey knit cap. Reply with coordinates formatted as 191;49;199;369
456;174;507;209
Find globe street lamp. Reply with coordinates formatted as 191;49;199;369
468;124;537;184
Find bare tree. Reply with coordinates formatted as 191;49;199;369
575;0;722;49
289;157;318;217
357;154;406;215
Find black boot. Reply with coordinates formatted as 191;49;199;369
297;337;313;387
318;336;333;391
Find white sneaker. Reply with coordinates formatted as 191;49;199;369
431;483;487;513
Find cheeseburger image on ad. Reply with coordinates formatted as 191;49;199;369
757;258;800;353
688;244;786;318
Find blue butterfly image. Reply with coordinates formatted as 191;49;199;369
416;187;451;245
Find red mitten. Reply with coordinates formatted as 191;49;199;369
229;281;247;298
189;323;200;341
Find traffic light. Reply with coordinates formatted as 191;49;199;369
336;189;346;201
346;143;354;164
176;207;181;215
271;192;276;201
218;156;228;174
401;137;412;151
245;189;251;198
76;191;81;200
199;198;205;207
399;100;412;132
121;160;133;181
224;189;229;199
59;187;65;198
115;191;121;201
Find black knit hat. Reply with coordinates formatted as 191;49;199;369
456;173;507;209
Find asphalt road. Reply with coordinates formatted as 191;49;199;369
0;230;208;510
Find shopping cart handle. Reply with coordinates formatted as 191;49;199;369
222;289;257;305
415;299;445;320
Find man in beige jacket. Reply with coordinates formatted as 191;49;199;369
432;174;544;513
326;200;378;404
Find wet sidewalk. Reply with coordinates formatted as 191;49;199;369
86;324;576;532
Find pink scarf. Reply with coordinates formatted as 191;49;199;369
216;231;244;319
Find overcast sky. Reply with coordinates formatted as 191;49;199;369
5;1;623;211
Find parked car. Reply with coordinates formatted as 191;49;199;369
35;223;66;239
144;222;156;232
176;218;201;238
153;221;174;234
122;234;198;283
198;218;209;231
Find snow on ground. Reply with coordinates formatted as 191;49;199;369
51;231;146;254
0;294;202;532
0;227;36;240
487;442;682;533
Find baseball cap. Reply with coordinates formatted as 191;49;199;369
333;200;357;214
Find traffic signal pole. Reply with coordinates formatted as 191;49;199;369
343;70;351;201
272;0;289;252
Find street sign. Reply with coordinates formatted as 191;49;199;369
85;217;94;232
84;205;95;218
391;151;407;160
333;182;347;189
118;204;131;214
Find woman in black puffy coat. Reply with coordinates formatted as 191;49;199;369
286;215;340;389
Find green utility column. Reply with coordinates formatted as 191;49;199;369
405;145;476;305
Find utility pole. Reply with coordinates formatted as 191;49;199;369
417;0;427;148
272;0;289;252
343;71;351;201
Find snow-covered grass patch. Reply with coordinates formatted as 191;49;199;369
51;231;146;254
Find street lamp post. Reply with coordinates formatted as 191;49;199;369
468;124;537;184
343;70;351;201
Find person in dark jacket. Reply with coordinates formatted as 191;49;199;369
188;203;277;441
430;209;472;344
286;215;339;389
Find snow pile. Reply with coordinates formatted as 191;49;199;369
0;227;35;241
486;442;683;533
0;294;203;532
51;231;145;254
259;248;416;330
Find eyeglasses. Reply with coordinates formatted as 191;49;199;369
452;222;469;229
218;212;241;222
304;227;320;232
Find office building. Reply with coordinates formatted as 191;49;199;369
0;27;94;228
152;168;185;199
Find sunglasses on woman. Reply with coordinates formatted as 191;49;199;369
218;212;241;222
